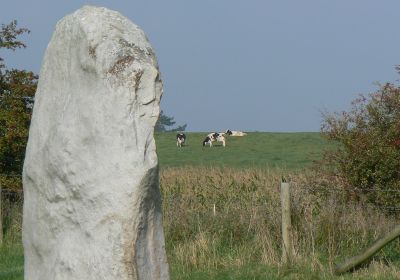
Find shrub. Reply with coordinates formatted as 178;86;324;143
321;77;400;209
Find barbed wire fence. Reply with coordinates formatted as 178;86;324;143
1;173;399;209
0;173;399;239
0;172;399;258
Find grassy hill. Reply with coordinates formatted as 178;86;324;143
156;132;329;169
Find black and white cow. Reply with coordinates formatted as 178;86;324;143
226;129;247;136
203;132;226;147
176;133;186;147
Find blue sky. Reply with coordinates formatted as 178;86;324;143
1;1;400;132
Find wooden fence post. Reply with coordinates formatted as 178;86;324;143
213;203;216;216
281;181;293;263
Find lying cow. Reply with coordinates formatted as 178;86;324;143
203;132;226;147
226;129;247;136
176;133;186;147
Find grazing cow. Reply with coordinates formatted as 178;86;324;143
176;133;186;147
203;132;226;147
226;129;247;136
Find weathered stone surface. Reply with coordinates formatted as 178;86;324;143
23;6;169;280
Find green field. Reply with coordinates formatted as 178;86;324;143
156;132;328;169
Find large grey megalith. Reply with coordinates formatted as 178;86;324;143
22;6;169;280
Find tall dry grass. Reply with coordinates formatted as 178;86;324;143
160;166;400;278
1;166;398;279
1;194;23;246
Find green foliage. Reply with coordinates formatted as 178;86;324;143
0;20;30;69
321;80;400;208
0;21;36;191
155;110;187;132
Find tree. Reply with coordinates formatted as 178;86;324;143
321;72;400;209
155;110;187;132
0;21;37;192
0;70;37;191
0;20;30;70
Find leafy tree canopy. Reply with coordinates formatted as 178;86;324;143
321;70;400;209
0;21;37;191
0;20;30;70
155;110;187;132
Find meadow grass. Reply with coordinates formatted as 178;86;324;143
0;245;23;280
1;132;399;279
155;132;330;169
161;167;400;280
0;198;23;280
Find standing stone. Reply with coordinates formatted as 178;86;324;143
23;6;169;280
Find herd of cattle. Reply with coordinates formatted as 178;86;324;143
176;130;247;147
